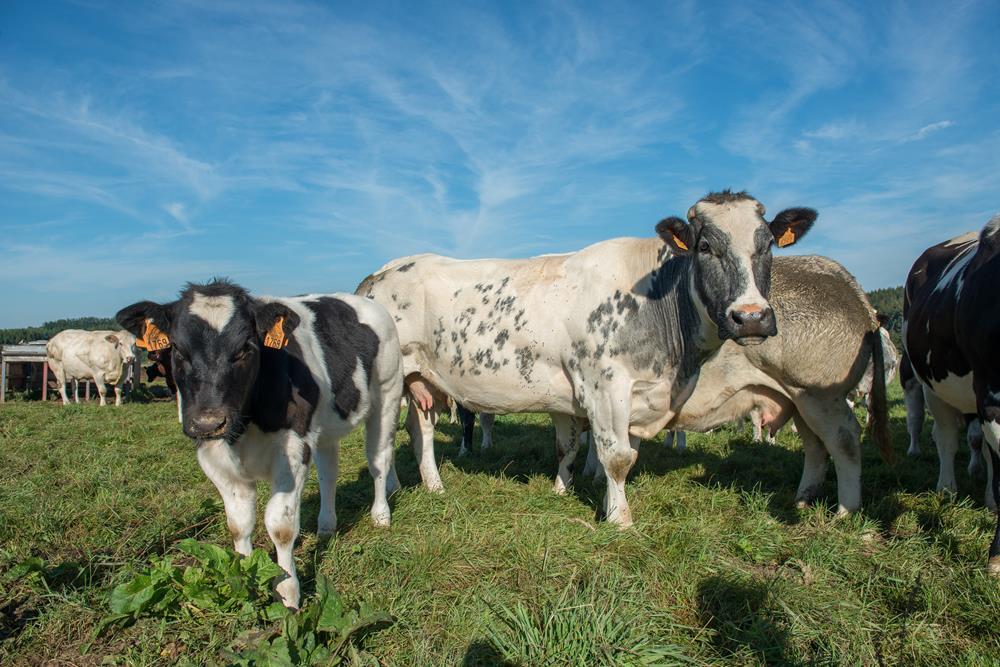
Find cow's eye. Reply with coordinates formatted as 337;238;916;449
698;240;712;254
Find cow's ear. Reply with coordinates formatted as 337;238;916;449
875;312;890;329
769;207;816;248
655;216;693;254
253;302;300;350
116;301;173;339
105;334;119;345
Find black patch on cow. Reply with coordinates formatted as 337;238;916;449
249;336;321;436
397;262;416;272
305;297;380;420
515;347;537;382
494;329;510;350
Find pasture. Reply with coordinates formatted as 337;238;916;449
2;385;999;666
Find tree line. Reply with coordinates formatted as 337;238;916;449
0;317;120;345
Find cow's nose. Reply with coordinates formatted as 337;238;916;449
730;306;777;338
187;411;228;438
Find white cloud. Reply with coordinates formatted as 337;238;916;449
900;120;955;143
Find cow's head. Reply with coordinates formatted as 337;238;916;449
656;190;815;345
116;279;299;442
107;330;137;365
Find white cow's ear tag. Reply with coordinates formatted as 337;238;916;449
139;319;171;351
263;316;288;349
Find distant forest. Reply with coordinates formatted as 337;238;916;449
0;317;119;345
867;286;905;348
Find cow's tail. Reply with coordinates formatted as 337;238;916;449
867;327;893;463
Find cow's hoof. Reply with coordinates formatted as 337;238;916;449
794;499;810;510
457;447;469;458
425;480;445;494
371;511;391;528
988;556;1000;576
906;446;921;458
968;460;985;478
835;505;853;518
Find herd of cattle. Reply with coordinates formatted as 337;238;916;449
40;191;1000;608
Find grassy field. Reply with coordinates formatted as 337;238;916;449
2;384;999;666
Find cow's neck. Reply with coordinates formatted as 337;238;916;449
245;348;293;431
620;254;716;392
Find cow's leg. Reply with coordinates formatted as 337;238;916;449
52;364;69;405
581;431;602;480
457;405;475;457
365;389;400;528
176;393;183;424
94;374;108;406
794;396;861;514
984;447;997;512
114;383;123;406
904;379;926;457
315;437;339;537
266;435;310;608
674;431;687;452
792;415;829;508
480;413;495;450
967;420;985;478
405;397;444;493
73;378;80;403
979;405;1000;574
924;388;964;493
196;441;257;557
587;389;638;527
552;413;582;495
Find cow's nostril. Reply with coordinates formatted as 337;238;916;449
191;413;227;436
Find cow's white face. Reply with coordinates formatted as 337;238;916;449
657;192;815;345
108;331;137;364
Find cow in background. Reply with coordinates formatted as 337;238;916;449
903;217;1000;574
146;348;182;422
47;330;137;406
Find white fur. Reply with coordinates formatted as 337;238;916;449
189;293;236;333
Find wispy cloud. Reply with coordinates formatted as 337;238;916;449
901;120;955;143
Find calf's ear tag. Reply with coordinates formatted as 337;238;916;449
140;319;171;351
263;316;288;349
671;233;689;251
776;228;796;247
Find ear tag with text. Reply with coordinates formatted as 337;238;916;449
139;319;171;351
264;316;288;349
776;228;796;248
671;233;689;251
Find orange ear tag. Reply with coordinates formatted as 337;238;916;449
671;233;689;251
263;316;288;349
776;228;796;248
140;319;171;351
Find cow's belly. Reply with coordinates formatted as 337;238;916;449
419;361;578;415
926;370;977;414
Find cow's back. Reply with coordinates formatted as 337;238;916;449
740;255;877;392
46;330;121;381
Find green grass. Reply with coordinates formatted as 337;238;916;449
2;383;999;666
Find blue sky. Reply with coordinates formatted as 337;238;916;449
1;0;998;327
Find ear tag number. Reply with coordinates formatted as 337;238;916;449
139;319;171;351
264;316;288;349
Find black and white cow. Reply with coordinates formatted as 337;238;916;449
117;280;404;606
903;216;1000;574
358;190;815;526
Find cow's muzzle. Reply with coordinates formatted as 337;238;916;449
729;306;777;344
185;409;229;440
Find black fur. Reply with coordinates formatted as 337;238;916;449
304;297;380;420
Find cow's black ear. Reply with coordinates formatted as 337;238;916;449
655;216;693;254
116;301;173;339
769;207;816;248
253;301;300;349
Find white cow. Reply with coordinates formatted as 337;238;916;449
47;329;137;406
359;191;815;526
